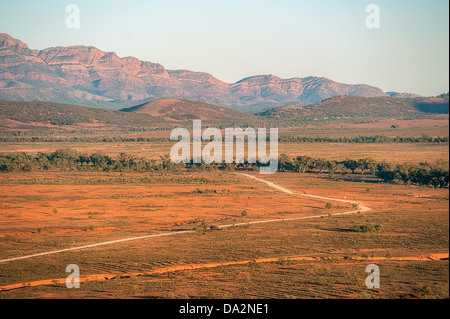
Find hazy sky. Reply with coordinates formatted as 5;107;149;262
0;0;448;96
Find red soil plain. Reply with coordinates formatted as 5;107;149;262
0;114;448;299
0;169;448;299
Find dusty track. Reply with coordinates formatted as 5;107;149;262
2;173;448;293
0;253;447;292
0;173;372;264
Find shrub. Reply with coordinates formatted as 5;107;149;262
191;188;203;194
350;224;382;233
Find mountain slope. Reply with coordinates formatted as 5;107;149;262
386;92;423;98
258;95;449;120
121;98;256;123
1;33;400;111
0;100;160;129
415;94;449;114
0;98;257;131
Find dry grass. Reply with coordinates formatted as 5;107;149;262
0;141;448;164
0;171;447;299
0;119;448;299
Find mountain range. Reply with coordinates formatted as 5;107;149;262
0;33;421;112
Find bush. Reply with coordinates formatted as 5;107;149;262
350;224;382;233
191;188;203;194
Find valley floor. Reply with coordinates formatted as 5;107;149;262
0;171;447;299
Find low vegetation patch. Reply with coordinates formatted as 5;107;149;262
350;224;383;233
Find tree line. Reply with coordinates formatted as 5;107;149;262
277;135;448;144
0;134;447;144
0;136;167;143
0;149;448;188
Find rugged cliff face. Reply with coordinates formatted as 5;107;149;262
1;33;402;111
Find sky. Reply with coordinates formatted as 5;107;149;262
0;0;448;96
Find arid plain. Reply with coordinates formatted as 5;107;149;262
0;116;448;299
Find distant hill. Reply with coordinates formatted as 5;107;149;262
0;99;257;131
257;95;449;120
0;100;163;130
415;94;449;114
386;92;422;98
0;33;415;112
121;98;257;124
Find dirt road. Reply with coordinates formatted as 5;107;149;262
0;173;372;264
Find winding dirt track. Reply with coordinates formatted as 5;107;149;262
1;173;448;293
0;173;371;265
